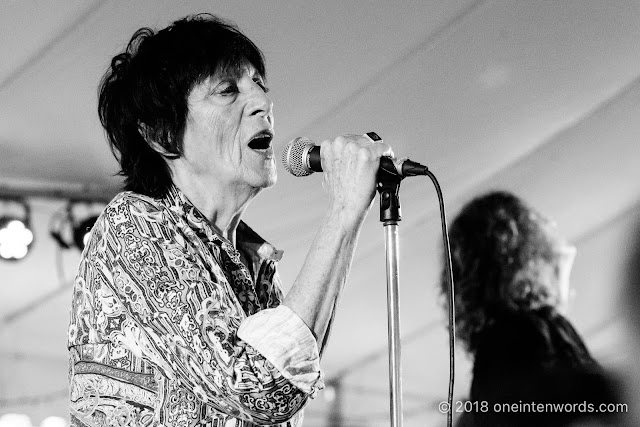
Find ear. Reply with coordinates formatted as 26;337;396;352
138;122;180;159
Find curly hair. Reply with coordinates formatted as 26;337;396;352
441;191;566;354
98;13;266;198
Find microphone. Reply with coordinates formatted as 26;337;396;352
281;135;428;178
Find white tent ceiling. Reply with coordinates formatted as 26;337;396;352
1;1;640;426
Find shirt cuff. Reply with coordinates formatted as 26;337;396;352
237;305;324;396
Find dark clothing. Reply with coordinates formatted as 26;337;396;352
463;307;620;427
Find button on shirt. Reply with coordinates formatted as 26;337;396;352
68;185;323;426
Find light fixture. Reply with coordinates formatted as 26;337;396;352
72;214;100;250
50;200;103;251
0;414;32;427
0;198;34;261
40;416;68;427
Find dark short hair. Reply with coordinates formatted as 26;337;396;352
98;13;267;198
441;191;565;354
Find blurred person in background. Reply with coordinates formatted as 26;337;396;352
441;191;619;427
621;219;640;425
67;13;392;427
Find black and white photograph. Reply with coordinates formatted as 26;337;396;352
1;1;639;426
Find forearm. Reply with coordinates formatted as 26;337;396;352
282;134;392;352
283;207;364;351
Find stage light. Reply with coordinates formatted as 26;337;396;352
0;198;33;261
72;215;100;250
323;384;336;402
50;200;103;251
40;416;67;427
0;413;32;427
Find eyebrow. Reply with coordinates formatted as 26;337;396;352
214;60;263;79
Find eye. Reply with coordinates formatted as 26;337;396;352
215;82;238;96
253;77;269;93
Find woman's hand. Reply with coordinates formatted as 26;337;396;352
319;134;394;226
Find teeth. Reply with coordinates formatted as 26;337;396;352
249;133;273;150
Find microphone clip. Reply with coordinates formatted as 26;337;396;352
365;131;404;223
377;168;403;224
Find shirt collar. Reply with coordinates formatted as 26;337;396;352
162;184;283;262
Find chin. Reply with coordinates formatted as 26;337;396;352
263;172;277;188
251;169;277;190
262;163;277;188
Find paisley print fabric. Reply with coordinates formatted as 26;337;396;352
68;186;320;426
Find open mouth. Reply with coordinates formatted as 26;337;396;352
248;131;273;150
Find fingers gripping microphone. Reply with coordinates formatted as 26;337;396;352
281;136;428;178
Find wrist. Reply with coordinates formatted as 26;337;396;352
325;203;368;231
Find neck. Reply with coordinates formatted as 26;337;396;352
171;171;259;246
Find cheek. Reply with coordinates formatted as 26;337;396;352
206;112;242;158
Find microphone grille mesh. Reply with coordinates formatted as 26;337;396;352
282;137;314;177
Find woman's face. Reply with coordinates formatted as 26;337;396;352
178;63;276;193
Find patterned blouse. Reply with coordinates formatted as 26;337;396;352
68;185;323;426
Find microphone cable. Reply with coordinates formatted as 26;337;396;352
424;169;456;427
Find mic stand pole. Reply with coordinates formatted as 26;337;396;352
377;171;404;427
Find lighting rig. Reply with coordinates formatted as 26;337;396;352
0;184;113;261
0;198;34;260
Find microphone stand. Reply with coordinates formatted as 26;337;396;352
377;170;404;427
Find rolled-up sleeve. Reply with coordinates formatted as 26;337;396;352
238;305;324;395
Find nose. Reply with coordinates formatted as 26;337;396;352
248;82;273;124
